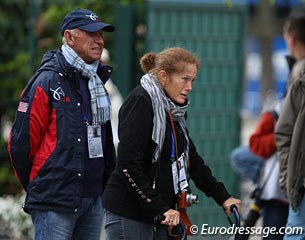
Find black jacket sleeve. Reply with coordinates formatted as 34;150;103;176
103;120;116;190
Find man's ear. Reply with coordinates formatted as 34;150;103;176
158;70;168;86
64;30;75;46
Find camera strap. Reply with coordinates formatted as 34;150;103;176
169;112;195;239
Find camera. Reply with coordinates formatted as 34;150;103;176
186;193;199;205
177;190;198;209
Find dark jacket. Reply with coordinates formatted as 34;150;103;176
276;71;305;210
102;85;231;224
8;49;116;213
275;58;305;210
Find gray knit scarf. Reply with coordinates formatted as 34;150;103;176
141;74;190;169
62;44;111;125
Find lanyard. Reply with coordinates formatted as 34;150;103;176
83;114;90;126
170;131;176;162
169;112;179;160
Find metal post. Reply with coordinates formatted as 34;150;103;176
28;0;42;72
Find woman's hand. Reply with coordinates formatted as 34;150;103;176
161;209;180;227
222;197;241;214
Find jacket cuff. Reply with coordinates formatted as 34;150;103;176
211;183;232;206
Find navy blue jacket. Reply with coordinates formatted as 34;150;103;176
8;49;116;213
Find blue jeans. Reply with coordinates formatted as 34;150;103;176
104;209;171;240
284;195;305;240
30;196;103;240
230;146;263;183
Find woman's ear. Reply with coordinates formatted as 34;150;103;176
158;70;168;86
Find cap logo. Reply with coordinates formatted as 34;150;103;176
85;13;100;21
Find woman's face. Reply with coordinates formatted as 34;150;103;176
161;63;198;104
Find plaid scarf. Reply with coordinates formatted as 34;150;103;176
141;74;190;169
62;44;111;125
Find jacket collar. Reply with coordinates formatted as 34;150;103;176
37;48;113;84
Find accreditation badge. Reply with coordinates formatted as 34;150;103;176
178;154;189;191
87;125;103;158
172;161;179;195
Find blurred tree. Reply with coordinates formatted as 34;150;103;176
0;1;31;115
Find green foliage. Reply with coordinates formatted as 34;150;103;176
0;139;22;196
0;2;28;62
0;161;22;196
0;53;31;101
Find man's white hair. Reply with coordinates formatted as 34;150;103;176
62;29;78;44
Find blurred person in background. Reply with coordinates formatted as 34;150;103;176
229;11;305;240
248;99;289;240
275;11;305;240
8;8;116;240
230;96;289;240
100;48;123;151
230;145;262;185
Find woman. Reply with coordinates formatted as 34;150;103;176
102;47;240;239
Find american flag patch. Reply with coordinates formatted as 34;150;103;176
17;101;28;113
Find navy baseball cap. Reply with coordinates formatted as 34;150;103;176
61;8;115;36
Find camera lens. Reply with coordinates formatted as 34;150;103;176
187;193;198;205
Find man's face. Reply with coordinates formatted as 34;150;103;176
69;29;104;64
284;32;294;57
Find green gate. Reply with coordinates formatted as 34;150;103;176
146;1;247;239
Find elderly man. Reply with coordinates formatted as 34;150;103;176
8;8;116;240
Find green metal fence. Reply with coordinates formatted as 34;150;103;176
146;1;247;239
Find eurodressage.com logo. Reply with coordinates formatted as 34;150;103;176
189;224;303;238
